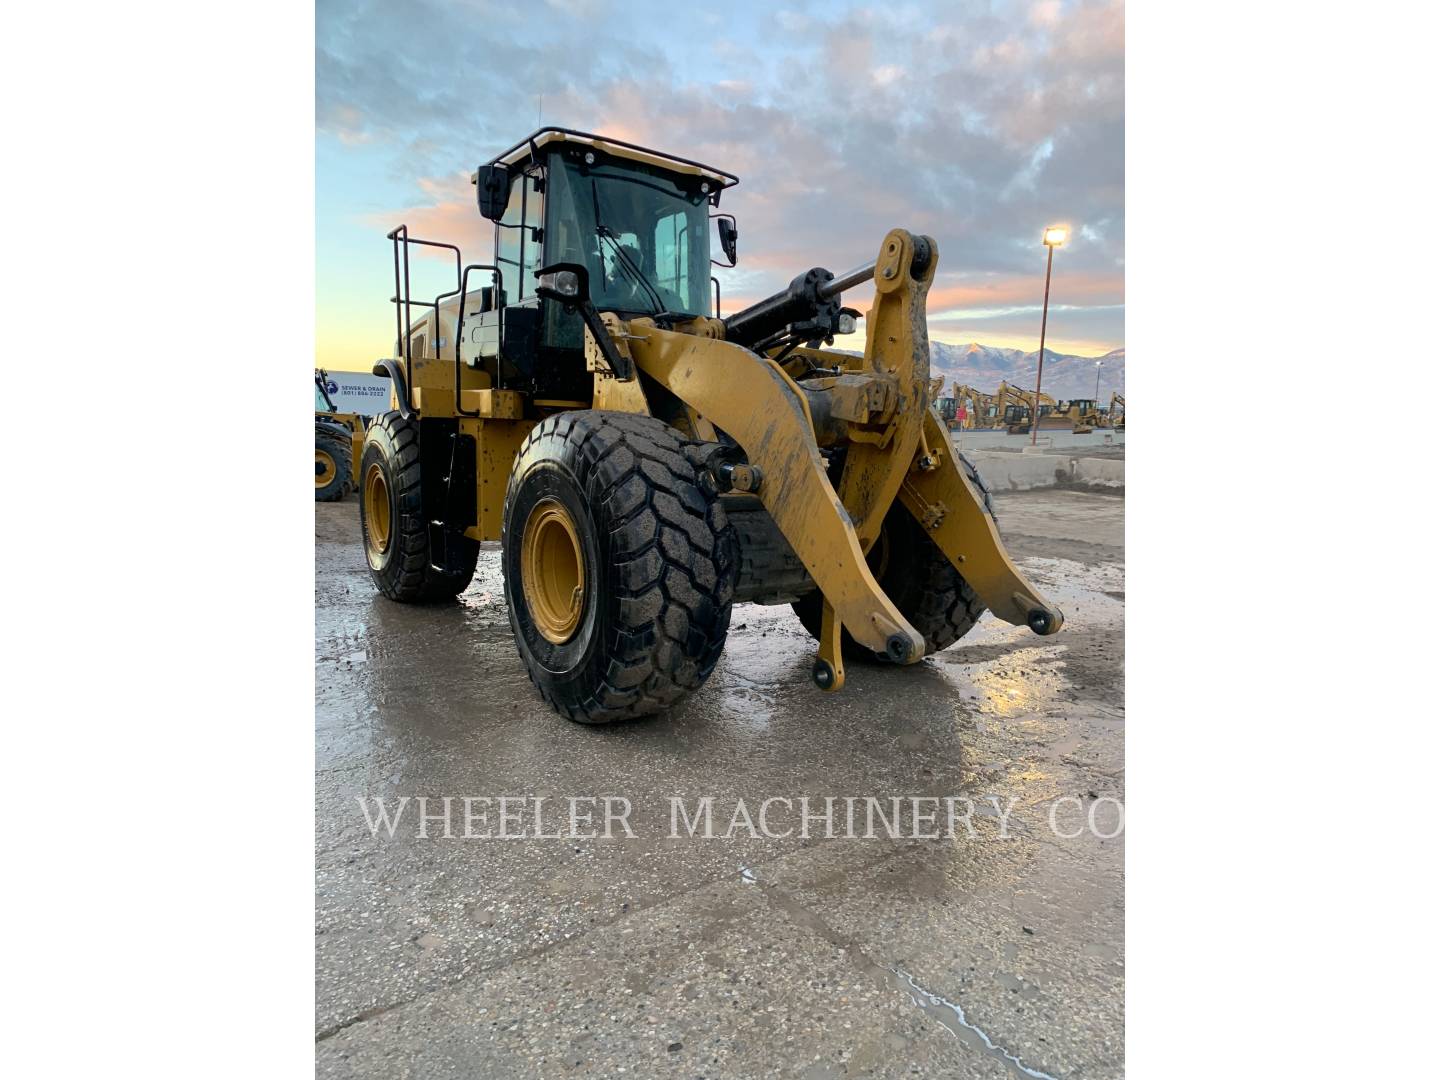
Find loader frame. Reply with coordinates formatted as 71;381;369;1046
371;130;1062;692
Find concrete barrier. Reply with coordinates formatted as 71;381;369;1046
1072;456;1124;488
966;451;1070;491
962;447;1125;493
956;428;1125;452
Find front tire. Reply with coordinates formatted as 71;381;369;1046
503;410;736;724
792;453;996;660
359;411;477;602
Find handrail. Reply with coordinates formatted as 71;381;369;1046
387;225;463;398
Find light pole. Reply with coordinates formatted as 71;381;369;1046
1032;225;1068;446
1094;358;1102;401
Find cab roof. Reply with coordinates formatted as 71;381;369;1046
474;127;739;194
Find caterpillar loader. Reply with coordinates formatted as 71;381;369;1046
315;369;367;501
359;128;1062;722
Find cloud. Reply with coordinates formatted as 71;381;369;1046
318;0;1124;349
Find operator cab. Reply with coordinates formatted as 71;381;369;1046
459;128;738;400
315;370;338;413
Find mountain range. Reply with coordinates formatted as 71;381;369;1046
930;342;1125;401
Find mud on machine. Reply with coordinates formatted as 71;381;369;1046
359;128;1062;723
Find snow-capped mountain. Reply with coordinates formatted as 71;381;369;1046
930;342;1125;400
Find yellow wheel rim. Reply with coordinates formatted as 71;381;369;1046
316;449;337;488
363;463;391;556
521;499;586;644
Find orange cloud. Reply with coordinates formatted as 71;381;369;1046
928;270;1125;313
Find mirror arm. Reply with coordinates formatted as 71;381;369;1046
576;300;633;381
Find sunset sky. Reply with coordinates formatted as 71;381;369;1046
316;0;1123;372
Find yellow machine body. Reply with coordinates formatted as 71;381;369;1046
387;229;1061;686
366;129;1062;699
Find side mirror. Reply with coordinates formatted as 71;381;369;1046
712;214;738;267
475;164;512;221
534;262;590;307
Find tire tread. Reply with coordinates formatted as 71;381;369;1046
362;411;477;603
505;411;735;724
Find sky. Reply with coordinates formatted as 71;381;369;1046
316;0;1123;371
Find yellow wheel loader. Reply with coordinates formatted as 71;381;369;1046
315;369;367;501
359;128;1062;722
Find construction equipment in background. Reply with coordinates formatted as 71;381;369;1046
991;381;1051;433
927;375;958;427
997;383;1108;435
315;369;368;501
359;128;1061;723
951;381;1120;434
935;394;958;427
951;383;996;430
923;377;957;428
1107;392;1125;428
1078;399;1106;429
1048;399;1099;434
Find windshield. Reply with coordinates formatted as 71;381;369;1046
546;157;711;317
315;380;334;412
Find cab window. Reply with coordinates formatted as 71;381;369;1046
497;169;544;303
653;212;689;304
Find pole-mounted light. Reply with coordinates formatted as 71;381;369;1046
1032;225;1068;446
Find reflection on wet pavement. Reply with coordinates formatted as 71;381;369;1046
315;489;1125;1078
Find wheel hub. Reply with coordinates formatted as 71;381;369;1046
521;499;585;644
316;450;336;487
363;462;391;556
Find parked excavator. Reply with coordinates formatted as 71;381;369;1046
929;376;958;427
951;383;996;430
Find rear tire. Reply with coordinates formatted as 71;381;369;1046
359;410;478;602
315;428;352;502
503;410;736;724
792;452;995;660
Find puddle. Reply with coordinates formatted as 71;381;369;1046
891;966;1058;1080
1019;556;1125;598
937;644;1070;718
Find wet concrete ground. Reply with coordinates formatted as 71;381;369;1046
316;488;1124;1078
